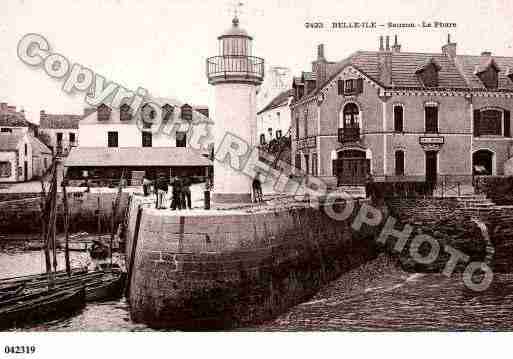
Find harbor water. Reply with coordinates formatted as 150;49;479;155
2;242;513;331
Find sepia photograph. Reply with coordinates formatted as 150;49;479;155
1;0;513;357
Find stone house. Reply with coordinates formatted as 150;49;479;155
39;110;80;156
0;132;33;182
291;36;513;190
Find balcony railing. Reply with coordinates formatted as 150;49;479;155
206;55;264;84
338;126;360;143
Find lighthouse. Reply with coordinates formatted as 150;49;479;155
206;16;264;203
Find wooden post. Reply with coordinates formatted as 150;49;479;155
97;196;101;240
125;205;143;299
40;179;51;274
110;172;124;266
51;164;58;278
62;184;71;276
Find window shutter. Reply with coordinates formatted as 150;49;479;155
337;80;344;95
504;110;511;137
356;78;364;94
473;110;481;137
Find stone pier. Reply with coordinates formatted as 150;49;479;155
125;195;379;329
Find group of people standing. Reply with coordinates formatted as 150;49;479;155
143;175;194;210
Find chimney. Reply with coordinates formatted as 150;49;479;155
0;102;7;112
391;35;401;53
317;44;325;60
378;35;393;86
313;44;327;88
442;34;457;59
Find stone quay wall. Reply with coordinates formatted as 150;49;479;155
125;195;380;330
0;191;129;234
385;197;513;273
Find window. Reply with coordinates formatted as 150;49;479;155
260;134;266;145
295;117;300;139
56;132;63;143
312;153;318;176
276;130;282;138
394;105;404;132
477;109;502;136
97;104;111;121
395;150;405;176
1;128;12;133
0;162;11;178
339;78;364;95
107;131;118;147
162;104;174;121
295;154;301;169
343;103;359;128
141;104;156;129
142;131;152;147
425;104;438;133
120;104;132;121
176;131;186;147
69;132;75;143
43;158;48;169
24;144;27;156
477;65;499;89
181;104;192;121
304;154;310;174
304;113;308;137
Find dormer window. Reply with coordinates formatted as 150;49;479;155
162;104;174;121
181;104;192;121
97;104;111;121
416;58;441;87
120;104;132;121
475;58;500;89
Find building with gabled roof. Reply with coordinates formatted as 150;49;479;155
64;97;213;185
39;110;81;156
257;89;293;145
0;132;33;182
291;35;513;193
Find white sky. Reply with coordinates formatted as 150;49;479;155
1;0;512;124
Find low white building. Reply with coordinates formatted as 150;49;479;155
257;89;293;145
65;98;213;184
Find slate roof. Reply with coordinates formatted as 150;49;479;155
40;114;81;129
0;113;32;128
0;133;24;151
295;49;513;103
257;89;294;115
64;147;212;167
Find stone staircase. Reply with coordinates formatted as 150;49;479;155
454;193;497;213
334;185;367;199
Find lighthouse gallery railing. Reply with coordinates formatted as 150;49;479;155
206;55;264;81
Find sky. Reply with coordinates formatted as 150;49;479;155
1;0;513;124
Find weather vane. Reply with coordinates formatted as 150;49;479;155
223;1;264;20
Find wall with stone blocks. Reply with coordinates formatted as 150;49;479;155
0;192;129;234
126;196;379;330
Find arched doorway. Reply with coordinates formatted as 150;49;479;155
333;148;369;186
473;149;494;175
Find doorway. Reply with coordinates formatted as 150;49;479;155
24;161;28;182
425;151;438;185
472;150;493;175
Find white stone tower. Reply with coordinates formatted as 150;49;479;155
206;16;264;203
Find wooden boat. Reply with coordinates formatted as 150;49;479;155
85;273;125;301
0;268;88;286
0;287;85;330
0;283;26;301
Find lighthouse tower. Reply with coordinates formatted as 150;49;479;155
206;16;264;203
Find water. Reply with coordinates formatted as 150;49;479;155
2;243;513;331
